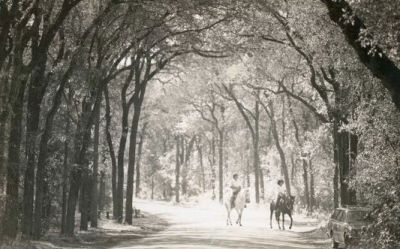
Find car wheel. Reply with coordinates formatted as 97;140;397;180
344;233;351;248
331;232;339;248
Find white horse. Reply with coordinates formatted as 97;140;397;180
224;188;250;226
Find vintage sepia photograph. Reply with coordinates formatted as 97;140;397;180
0;0;399;248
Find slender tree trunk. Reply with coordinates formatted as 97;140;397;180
259;168;264;199
104;87;117;218
281;95;286;143
309;159;316;212
197;141;206;192
210;135;216;200
181;136;195;197
61;116;70;234
151;175;154;200
333;120;340;208
125;103;142;224
175;136;181;203
116;105;128;223
218;130;224;203
266;102;291;195
246;157;250;188
302;157;310;213
181;138;188;196
98;171;106;214
290;154;296;184
252;137;260;203
254;99;262;200
90;102;101;228
135;123;146;197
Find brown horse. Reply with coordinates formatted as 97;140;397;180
270;195;295;230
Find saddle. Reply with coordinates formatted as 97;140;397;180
230;191;239;208
276;194;287;209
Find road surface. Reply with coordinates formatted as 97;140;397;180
113;199;330;249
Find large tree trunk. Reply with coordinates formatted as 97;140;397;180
0;70;9;235
320;0;400;110
338;130;358;206
2;76;26;238
90;102;101;228
80;169;90;231
23;57;47;237
64;90;102;236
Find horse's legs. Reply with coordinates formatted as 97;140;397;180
282;213;285;230
238;210;243;226
275;211;281;230
226;208;232;226
226;209;229;226
289;212;293;230
235;208;239;224
270;208;274;229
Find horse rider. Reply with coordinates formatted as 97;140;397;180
230;173;241;208
276;179;286;207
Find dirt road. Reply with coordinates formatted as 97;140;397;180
112;199;330;249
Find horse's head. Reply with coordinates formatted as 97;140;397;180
244;188;251;203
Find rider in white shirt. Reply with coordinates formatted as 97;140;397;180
276;179;286;205
230;173;241;208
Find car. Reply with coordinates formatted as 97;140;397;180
327;206;371;248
